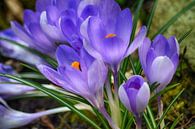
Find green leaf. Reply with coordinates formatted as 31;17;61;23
143;112;153;129
124;115;134;129
20;63;40;73
0;37;58;67
189;125;195;129
146;0;158;34
18;72;45;79
121;110;128;129
178;29;193;44
152;1;195;39
130;0;144;42
146;106;157;129
170;114;182;129
0;74;101;129
156;89;185;129
150;83;180;102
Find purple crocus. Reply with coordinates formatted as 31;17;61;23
11;0;99;55
0;97;77;129
139;35;179;92
0;63;34;98
38;45;107;108
81;0;147;71
118;75;150;116
0;29;45;65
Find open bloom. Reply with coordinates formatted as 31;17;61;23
81;0;147;70
11;0;100;55
118;75;150;116
0;63;34;98
0;29;44;65
38;45;107;108
139;35;179;92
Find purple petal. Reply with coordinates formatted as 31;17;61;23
40;11;65;41
61;16;77;41
64;66;88;95
83;39;103;61
0;29;45;65
149;56;175;92
0;84;34;97
46;6;60;24
168;36;180;56
28;23;55;53
115;8;132;45
38;65;67;87
152;34;170;56
88;17;127;65
171;53;179;71
127;88;138;115
87;60;107;93
125;26;147;57
118;85;132;112
98;0;121;29
138;38;151;71
36;0;53;12
56;45;80;67
136;82;150;113
11;21;34;47
23;10;40;26
78;0;99;19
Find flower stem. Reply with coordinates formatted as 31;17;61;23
99;107;119;129
136;115;142;129
157;96;165;129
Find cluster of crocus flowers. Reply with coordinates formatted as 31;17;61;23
0;0;181;128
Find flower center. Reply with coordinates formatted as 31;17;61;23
105;33;116;38
71;61;81;70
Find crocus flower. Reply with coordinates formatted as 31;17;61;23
38;45;107;108
0;97;89;129
139;35;179;92
118;75;150;117
11;0;100;55
0;29;45;65
0;63;34;98
81;0;147;71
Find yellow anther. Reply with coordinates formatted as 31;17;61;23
71;61;81;70
105;33;116;38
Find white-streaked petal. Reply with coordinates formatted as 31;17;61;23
136;82;150;113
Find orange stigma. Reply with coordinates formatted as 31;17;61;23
71;61;81;70
105;33;116;38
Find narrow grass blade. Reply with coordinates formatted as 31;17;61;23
152;1;195;39
150;83;180;101
124;115;134;129
130;0;144;42
146;0;158;34
170;114;182;129
0;74;101;129
121;110;128;129
20;63;39;72
156;89;185;129
178;29;193;43
146;106;157;129
143;112;153;129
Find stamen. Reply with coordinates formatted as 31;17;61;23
71;61;81;70
105;33;116;38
